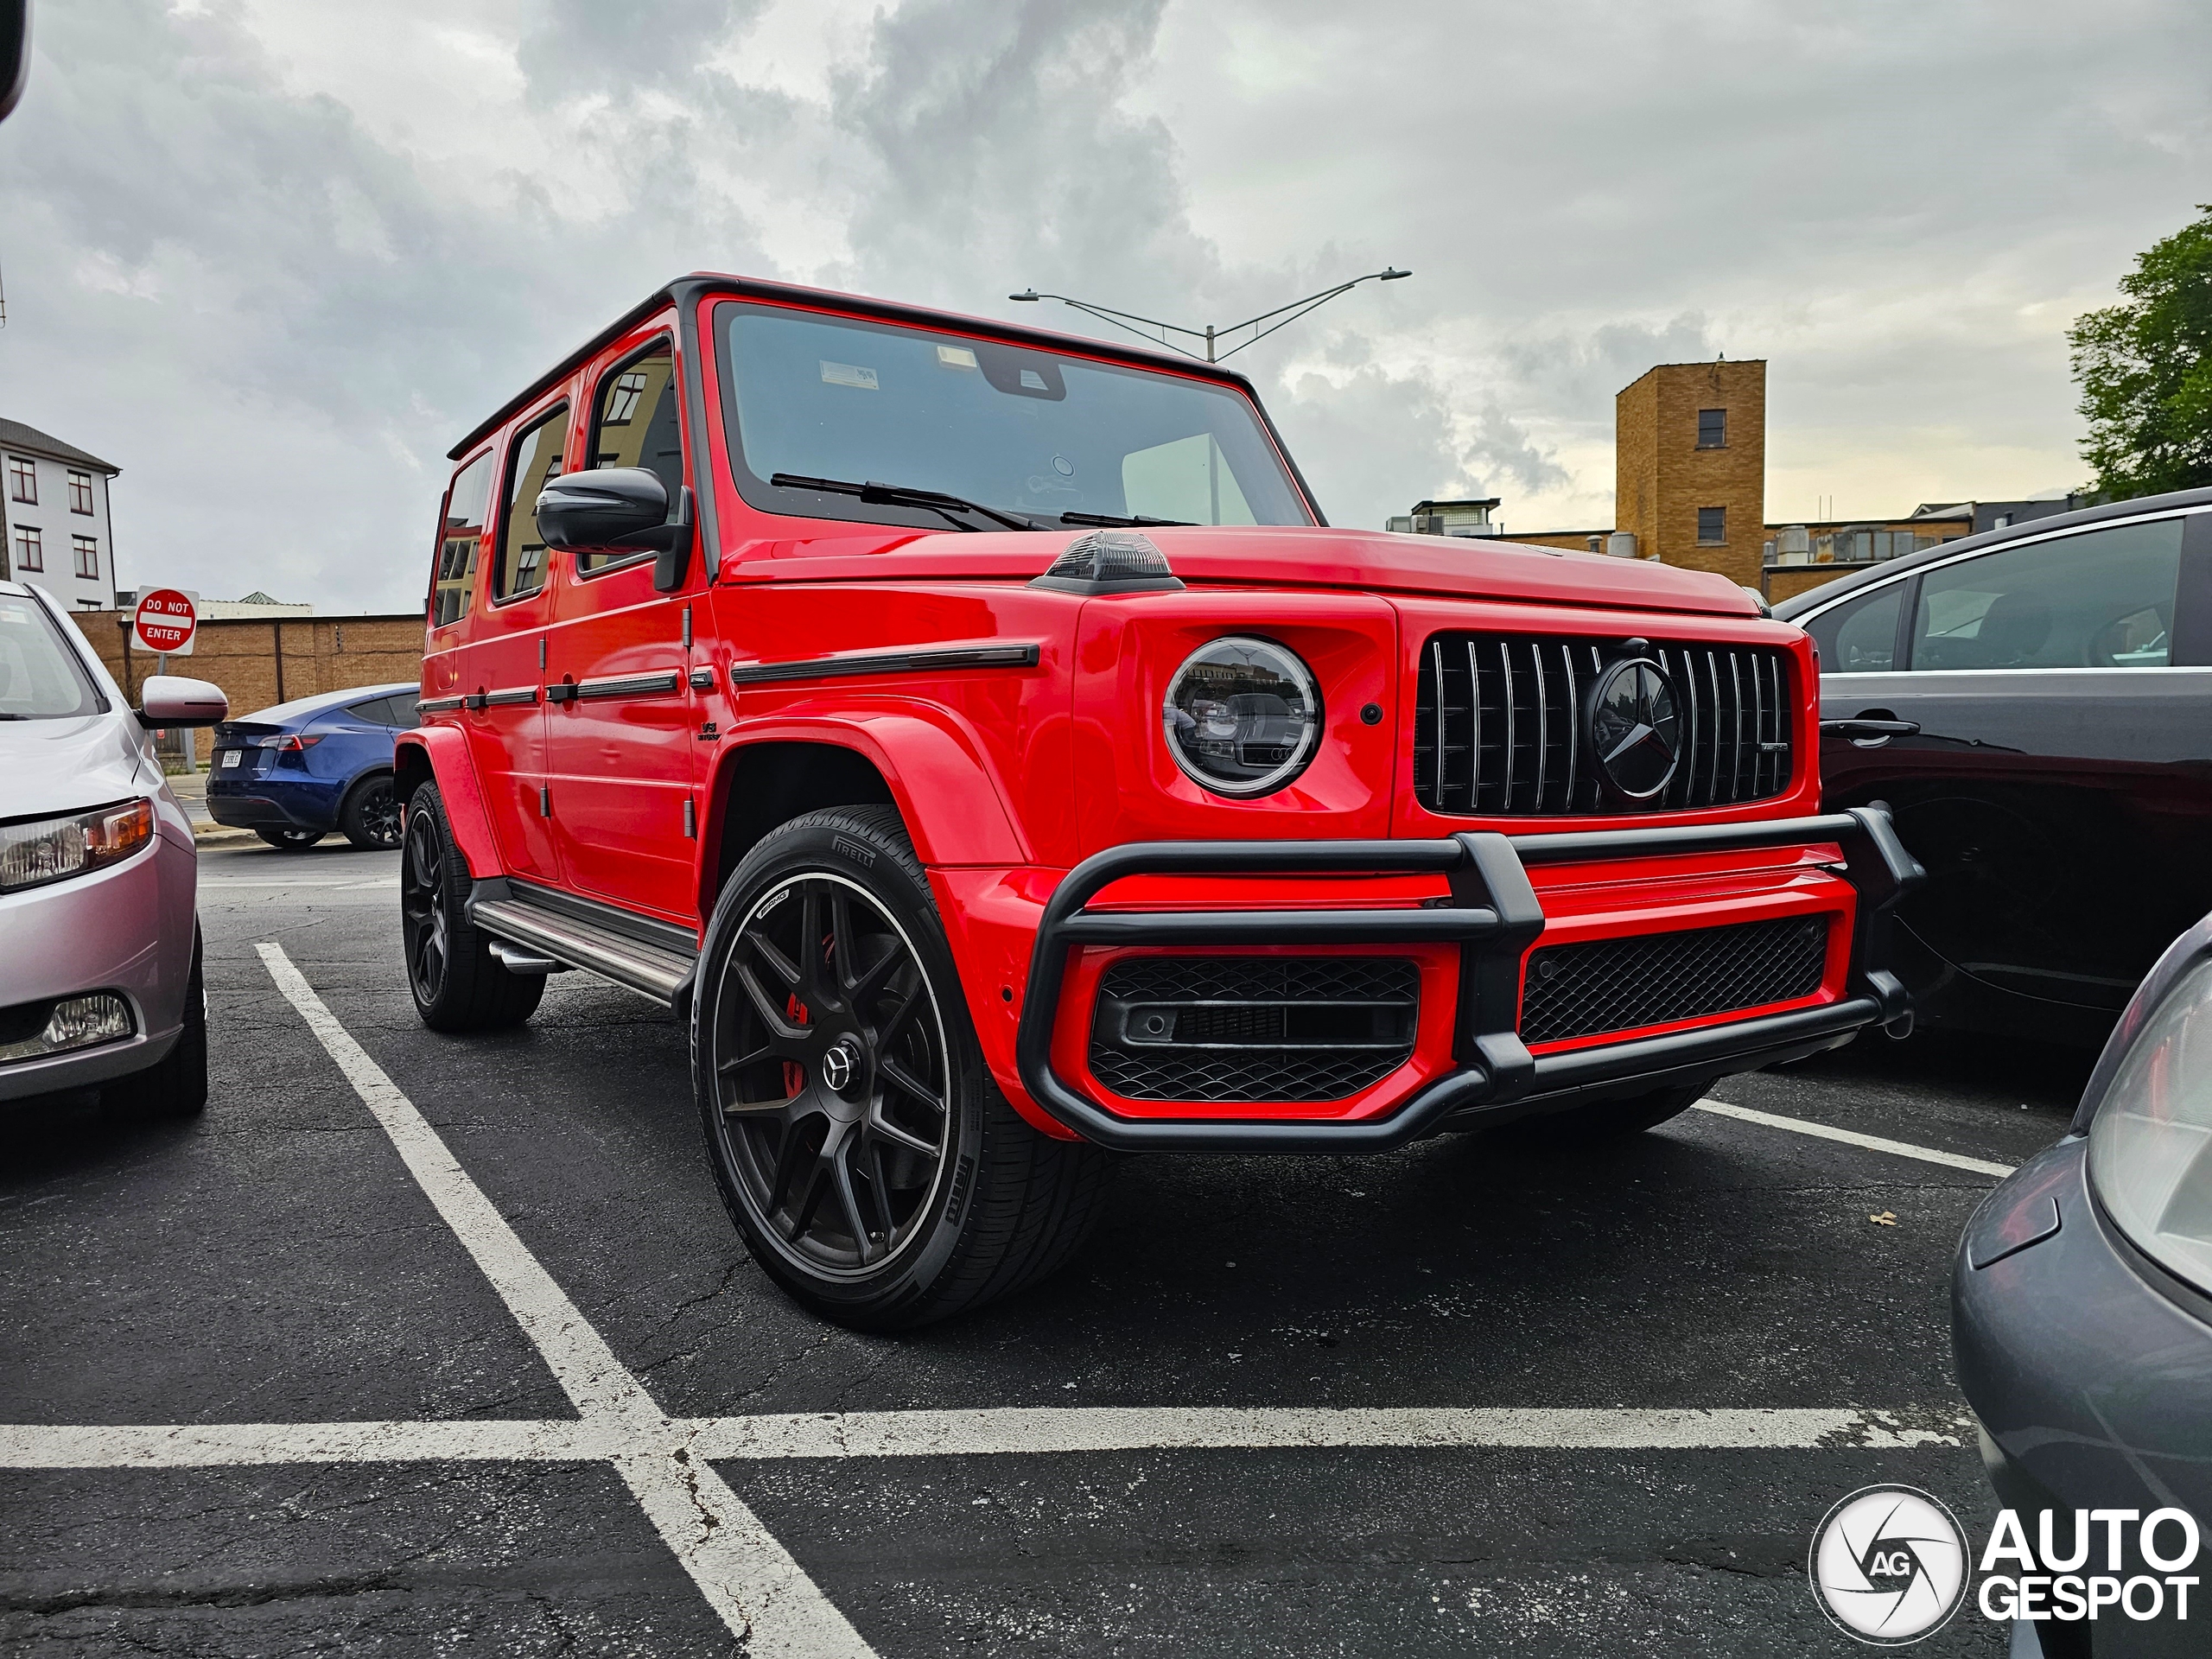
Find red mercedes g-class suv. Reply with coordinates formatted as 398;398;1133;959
397;273;1919;1328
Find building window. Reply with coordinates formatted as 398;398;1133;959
14;526;41;570
1696;409;1726;449
73;535;99;579
67;470;95;514
7;455;34;504
1697;506;1726;544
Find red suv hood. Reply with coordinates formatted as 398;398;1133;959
722;525;1758;618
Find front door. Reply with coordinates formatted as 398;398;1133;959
542;334;703;924
1813;509;2212;1012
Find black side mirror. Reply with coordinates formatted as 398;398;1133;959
535;467;696;593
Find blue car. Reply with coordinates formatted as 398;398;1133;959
206;683;419;851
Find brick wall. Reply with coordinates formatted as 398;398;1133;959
1616;360;1766;587
78;611;424;759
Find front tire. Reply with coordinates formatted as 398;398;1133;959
401;782;543;1033
340;772;403;850
693;804;1110;1330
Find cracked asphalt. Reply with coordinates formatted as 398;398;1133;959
0;839;2092;1655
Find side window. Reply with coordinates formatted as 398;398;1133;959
1807;582;1904;672
431;452;493;629
497;406;570;601
582;338;683;576
346;695;397;725
1909;518;2185;671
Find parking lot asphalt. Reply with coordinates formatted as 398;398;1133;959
0;839;2096;1656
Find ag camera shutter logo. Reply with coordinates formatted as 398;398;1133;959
1808;1485;1970;1644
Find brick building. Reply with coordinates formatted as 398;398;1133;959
1410;359;1992;601
74;608;424;760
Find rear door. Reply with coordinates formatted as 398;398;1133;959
1811;507;2212;1010
541;330;704;923
465;403;569;883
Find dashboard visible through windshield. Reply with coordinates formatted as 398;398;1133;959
715;303;1315;533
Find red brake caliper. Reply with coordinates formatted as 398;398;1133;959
782;995;809;1097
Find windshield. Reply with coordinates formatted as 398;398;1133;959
0;591;101;721
716;304;1313;531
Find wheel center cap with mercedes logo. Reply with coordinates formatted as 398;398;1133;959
821;1038;860;1096
1590;657;1681;798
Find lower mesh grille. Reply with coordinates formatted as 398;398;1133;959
1518;915;1831;1046
1089;957;1420;1103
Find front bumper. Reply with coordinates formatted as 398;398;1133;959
1017;807;1922;1151
0;830;196;1103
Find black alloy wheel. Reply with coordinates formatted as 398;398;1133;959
400;781;543;1032
402;805;452;1007
254;826;325;850
695;805;1112;1329
709;871;950;1274
341;772;404;850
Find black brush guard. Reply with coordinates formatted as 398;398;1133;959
1014;807;1923;1152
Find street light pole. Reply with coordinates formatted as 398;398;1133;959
1009;269;1411;363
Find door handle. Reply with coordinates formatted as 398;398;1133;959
1821;718;1919;741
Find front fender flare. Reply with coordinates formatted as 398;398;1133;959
395;728;500;880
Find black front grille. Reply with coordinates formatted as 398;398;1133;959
1412;632;1795;816
1518;915;1831;1046
1089;957;1420;1103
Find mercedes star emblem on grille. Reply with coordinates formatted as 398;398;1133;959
1591;658;1682;798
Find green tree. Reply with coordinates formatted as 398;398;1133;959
2069;205;2212;499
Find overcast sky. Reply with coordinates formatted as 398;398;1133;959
2;0;2206;612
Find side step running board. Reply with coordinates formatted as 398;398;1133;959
469;895;696;1006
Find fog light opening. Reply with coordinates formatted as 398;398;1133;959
0;994;137;1065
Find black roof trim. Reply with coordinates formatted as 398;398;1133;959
447;271;1274;463
1770;484;2212;621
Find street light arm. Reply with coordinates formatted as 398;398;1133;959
1212;270;1410;340
1007;290;1209;359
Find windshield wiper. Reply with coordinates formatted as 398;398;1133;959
1058;511;1195;529
770;474;1042;533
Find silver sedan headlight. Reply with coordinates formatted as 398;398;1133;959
2088;953;2212;1293
0;798;156;893
1161;636;1321;798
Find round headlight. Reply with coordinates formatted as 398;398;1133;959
2088;953;2212;1294
1161;636;1321;798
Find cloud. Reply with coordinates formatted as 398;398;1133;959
0;0;2206;609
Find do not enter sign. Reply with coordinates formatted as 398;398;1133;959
133;588;199;658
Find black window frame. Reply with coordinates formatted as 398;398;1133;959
12;525;40;571
577;333;682;583
1696;408;1727;449
6;454;34;505
492;402;570;607
71;535;99;580
66;469;95;515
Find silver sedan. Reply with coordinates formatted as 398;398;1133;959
0;581;226;1112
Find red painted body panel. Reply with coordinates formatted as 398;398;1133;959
412;274;1875;1145
396;726;500;881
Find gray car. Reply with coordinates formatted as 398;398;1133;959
0;580;226;1113
1955;908;2212;1657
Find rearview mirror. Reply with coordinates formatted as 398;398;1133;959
535;467;696;594
137;675;228;728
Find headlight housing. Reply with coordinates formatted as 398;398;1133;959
2088;952;2212;1294
1161;636;1321;798
0;799;156;893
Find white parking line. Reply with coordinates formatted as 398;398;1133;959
255;942;873;1659
0;950;1994;1649
1690;1098;2018;1178
0;1404;1965;1473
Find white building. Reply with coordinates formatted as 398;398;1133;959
1;417;120;610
